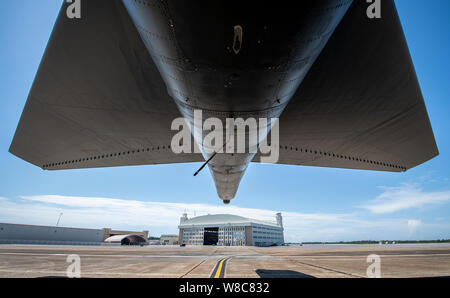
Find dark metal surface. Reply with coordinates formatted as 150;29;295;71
9;0;438;203
254;0;439;172
123;0;353;201
9;0;204;171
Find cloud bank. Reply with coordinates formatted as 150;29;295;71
2;193;447;242
408;219;422;235
361;184;450;214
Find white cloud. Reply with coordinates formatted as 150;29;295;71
408;219;421;235
360;184;450;214
0;193;449;242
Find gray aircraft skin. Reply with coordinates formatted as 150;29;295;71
9;0;438;204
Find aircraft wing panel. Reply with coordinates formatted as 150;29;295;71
253;0;438;172
9;0;203;170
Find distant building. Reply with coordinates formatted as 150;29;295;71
0;223;149;246
101;228;148;241
160;234;179;245
104;234;148;245
178;213;284;247
0;223;103;245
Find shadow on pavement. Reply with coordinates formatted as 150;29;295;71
255;269;315;278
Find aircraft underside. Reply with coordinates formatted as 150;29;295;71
9;0;438;204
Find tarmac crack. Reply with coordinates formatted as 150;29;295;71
179;248;219;278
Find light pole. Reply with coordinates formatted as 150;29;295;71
56;212;63;227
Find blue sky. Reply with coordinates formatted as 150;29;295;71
0;0;449;242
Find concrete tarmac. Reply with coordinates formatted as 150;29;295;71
0;244;449;278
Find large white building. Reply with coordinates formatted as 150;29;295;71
178;213;284;247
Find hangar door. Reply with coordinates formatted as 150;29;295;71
203;228;218;245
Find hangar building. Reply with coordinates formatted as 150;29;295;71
0;223;149;245
178;213;284;247
0;223;104;245
104;234;148;245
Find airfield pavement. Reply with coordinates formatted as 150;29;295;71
0;243;449;278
